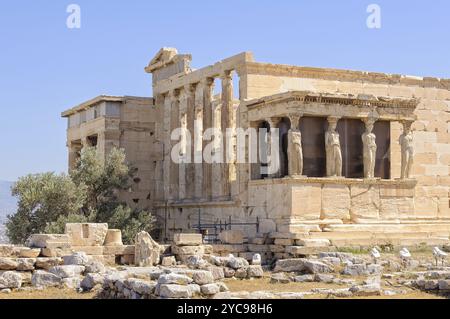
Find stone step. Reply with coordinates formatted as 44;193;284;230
329;237;449;247
324;223;450;233
311;230;449;240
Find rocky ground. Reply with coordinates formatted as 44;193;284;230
1;249;449;299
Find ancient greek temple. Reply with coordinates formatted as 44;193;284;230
62;47;450;249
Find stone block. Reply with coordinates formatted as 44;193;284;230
273;258;306;272
18;248;41;258
0;258;18;270
40;247;73;257
71;246;104;255
0;245;20;258
135;231;160;267
171;245;205;256
161;256;177;267
103;245;135;256
291;184;322;220
218;230;244;244
27;234;70;249
65;223;108;246
321;184;351;220
248;237;266;245
350;185;380;220
17;258;36;271
247;244;269;252
173;233;203;246
31;270;62;288
212;244;247;253
286;245;334;256
258;219;277;234
49;265;85;278
269;245;285;253
35;257;63;270
296;239;331;247
274;238;293;246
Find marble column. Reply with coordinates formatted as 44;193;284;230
163;92;172;200
170;90;180;200
185;84;196;199
194;83;204;199
221;70;234;199
201;78;214;200
178;88;188;200
154;94;165;201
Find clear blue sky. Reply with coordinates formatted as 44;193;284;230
0;0;449;181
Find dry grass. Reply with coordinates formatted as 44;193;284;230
0;288;96;300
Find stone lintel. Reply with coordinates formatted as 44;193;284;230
248;176;417;187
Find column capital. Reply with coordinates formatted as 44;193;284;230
199;77;214;87
327;116;340;124
220;69;233;80
288;113;301;129
167;89;180;102
401;120;414;131
266;117;282;128
183;83;195;94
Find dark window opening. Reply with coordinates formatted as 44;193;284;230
337;119;365;178
299;117;327;177
374;120;391;179
87;135;98;147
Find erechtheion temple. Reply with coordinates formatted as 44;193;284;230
62;47;450;250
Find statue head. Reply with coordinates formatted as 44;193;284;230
328;121;337;131
365;121;374;133
403;121;412;134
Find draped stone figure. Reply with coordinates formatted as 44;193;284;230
287;129;303;176
400;122;414;179
362;121;377;178
325;119;342;177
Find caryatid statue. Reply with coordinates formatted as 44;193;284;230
399;121;414;179
362;119;377;178
325;117;342;177
287;129;303;176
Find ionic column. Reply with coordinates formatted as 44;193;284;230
185;84;196;199
194;83;204;199
266;117;282;178
169;90;180;200
154;94;165;201
202;78;214;201
162;92;172;200
178;88;189;200
220;70;234;199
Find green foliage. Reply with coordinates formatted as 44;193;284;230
6;173;86;244
44;211;95;234
101;205;156;244
7;147;155;244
